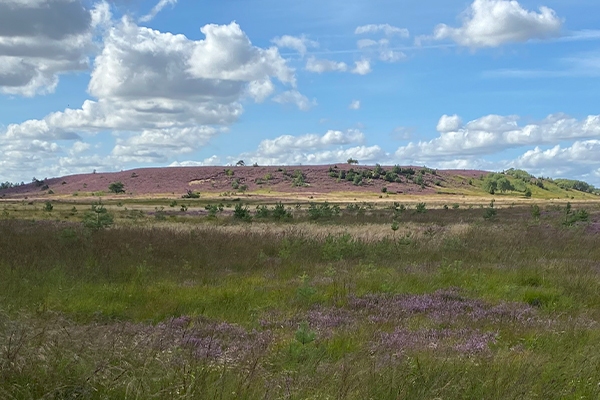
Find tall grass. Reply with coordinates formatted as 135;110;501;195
1;206;600;399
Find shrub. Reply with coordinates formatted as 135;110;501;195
525;188;532;198
225;169;234;177
43;201;53;212
233;203;252;221
82;201;114;230
182;190;200;199
308;202;340;220
353;175;363;186
452;203;460;209
169;200;178;207
483;207;497;221
205;204;223;217
381;187;387;193
108;181;125;194
531;204;541;220
180;204;188;212
415;202;427;214
272;202;292;220
295;322;317;345
292;170;308;187
255;205;270;218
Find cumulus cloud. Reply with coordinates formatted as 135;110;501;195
0;19;296;180
170;155;222;167
0;0;107;96
352;58;372;75
305;57;348;73
355;24;409;38
233;129;385;165
423;0;563;48
272;90;317;111
436;114;463;132
139;0;177;23
395;113;600;162
272;35;318;56
509;140;600;178
348;100;361;110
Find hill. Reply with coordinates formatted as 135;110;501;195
0;164;598;201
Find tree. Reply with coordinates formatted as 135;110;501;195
83;201;114;231
108;181;125;194
483;178;497;195
236;160;245;166
347;158;359;165
497;177;514;193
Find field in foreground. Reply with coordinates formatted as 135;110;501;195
2;201;600;399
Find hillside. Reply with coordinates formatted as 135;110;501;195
0;165;598;201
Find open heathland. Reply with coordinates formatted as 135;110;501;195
2;191;600;399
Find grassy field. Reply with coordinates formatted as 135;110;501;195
2;198;600;399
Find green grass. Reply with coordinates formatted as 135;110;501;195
1;203;600;399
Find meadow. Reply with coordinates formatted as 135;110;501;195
2;197;600;399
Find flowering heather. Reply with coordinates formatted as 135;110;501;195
376;328;498;356
349;288;538;326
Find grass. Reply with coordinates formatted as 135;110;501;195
1;200;600;398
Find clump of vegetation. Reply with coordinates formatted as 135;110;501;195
415;202;427;214
563;202;590;226
308;202;340;219
531;204;541;220
182;190;200;199
43;201;53;212
554;178;598;194
108;181;125;194
205;203;224;217
233;203;252;221
82;201;114;230
225;169;234;177
291;170;308;187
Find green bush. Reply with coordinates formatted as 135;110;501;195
415;202;427;214
182;190;200;199
82;201;114;230
255;205;270;218
43;201;53;212
108;181;125;194
308;202;340;220
233;204;252;221
272;202;292;220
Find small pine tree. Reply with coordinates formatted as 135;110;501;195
83;201;114;231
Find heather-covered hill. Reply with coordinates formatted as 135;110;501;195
0;165;597;200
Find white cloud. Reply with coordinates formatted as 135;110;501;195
272;90;317;111
0;19;296;179
0;0;107;97
509;140;600;179
139;0;177;23
395;113;600;162
234;129;384;165
352;58;372;75
69;141;91;156
349;100;361;110
436;114;463;132
357;39;378;49
424;0;563;48
305;57;348;73
170;155;222;167
355;24;409;38
272;35;318;56
379;50;406;62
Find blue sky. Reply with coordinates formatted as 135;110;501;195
1;0;600;184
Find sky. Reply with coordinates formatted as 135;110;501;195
1;0;600;184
